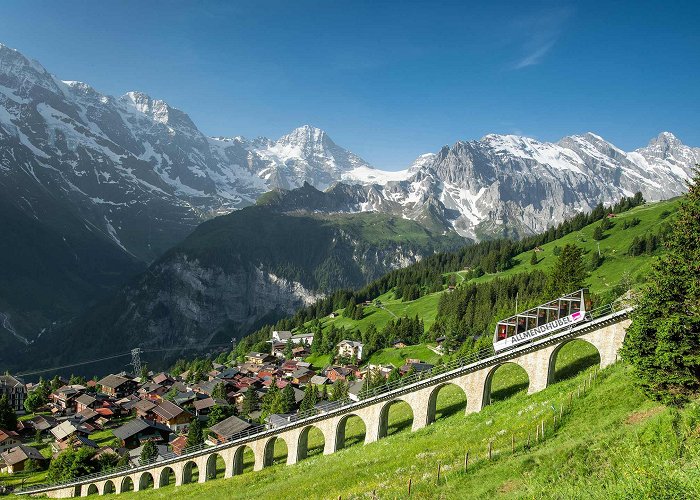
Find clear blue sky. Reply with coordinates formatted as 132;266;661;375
2;0;698;170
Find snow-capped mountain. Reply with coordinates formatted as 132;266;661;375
0;43;382;260
300;131;698;239
1;41;698;261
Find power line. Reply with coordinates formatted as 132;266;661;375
15;352;132;377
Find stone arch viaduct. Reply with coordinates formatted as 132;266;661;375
20;309;631;498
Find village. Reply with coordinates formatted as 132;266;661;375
0;332;437;491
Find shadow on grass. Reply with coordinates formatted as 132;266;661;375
387;417;413;436
491;381;529;403
552;353;600;383
436;399;467;420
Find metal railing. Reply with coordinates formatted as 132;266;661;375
16;297;636;495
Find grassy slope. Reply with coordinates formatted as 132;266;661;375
115;342;700;499
303;199;678;365
466;198;679;293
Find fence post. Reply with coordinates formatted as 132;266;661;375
408;478;412;496
511;434;515;453
437;463;441;483
488;441;493;460
464;452;469;472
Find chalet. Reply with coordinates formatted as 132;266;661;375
337;340;364;360
392;339;408;349
50;385;85;411
97;374;137;398
132;399;157;419
207;415;252;444
0;429;20;453
74;394;97;413
246;352;274;365
207;369;222;381
0;445;46;474
280;360;298;375
291;367;315;385
326;366;353;382
151;400;190;430
152;373;175;388
50;420;89;452
309;375;328;386
137;382;167;400
192;397;217;417
0;374;26;413
18;415;58;437
348;380;365;402
113;419;172;449
292;346;310;359
271;341;287;358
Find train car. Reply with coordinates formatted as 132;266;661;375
493;289;592;352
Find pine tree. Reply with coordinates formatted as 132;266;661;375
621;168;700;407
300;384;318;411
546;244;588;298
140;440;158;464
211;382;227;400
592;225;604;241
241;387;259;418
186;418;204;449
0;395;17;430
284;339;294;359
530;251;538;265
281;383;296;413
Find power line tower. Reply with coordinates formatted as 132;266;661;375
131;348;142;377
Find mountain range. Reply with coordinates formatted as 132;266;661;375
1;42;698;371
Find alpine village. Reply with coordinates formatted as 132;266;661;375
1;2;700;499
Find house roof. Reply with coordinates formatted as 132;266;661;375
50;420;81;441
193;397;216;411
208;415;252;439
152;400;186;421
0;429;19;443
152;373;173;385
337;340;363;348
113;419;172;440
309;375;328;385
76;408;99;422
291;367;314;379
75;394;96;406
0;374;24;389
97;374;132;390
132;399;157;413
0;445;45;465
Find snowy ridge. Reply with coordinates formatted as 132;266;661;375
0;41;698;258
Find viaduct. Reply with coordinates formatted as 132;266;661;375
19;308;632;498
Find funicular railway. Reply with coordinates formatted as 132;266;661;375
18;291;635;498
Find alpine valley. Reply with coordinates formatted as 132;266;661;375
1;42;698;371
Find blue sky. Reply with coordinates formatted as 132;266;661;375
1;0;698;170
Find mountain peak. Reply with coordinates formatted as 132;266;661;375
278;124;331;146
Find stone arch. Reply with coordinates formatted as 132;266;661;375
182;460;200;484
378;398;414;439
206;452;227;480
233;445;256;475
103;480;115;494
263;435;288;467
483;362;530;405
158;467;176;488
548;338;601;384
335;413;367;451
119;476;134;493
86;483;99;496
138;471;154;490
297;425;326;461
426;382;468;424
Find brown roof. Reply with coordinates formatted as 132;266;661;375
208;415;252;439
193;397;216;411
0;429;19;443
152;400;186;421
132;399;157;413
97;374;131;390
0;445;45;466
